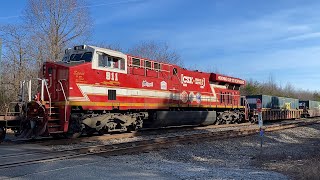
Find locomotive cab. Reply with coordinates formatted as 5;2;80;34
62;45;93;63
62;45;128;74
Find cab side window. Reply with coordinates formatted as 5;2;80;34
97;52;125;70
98;52;109;67
110;57;125;70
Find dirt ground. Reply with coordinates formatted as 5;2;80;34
1;123;319;179
153;123;320;179
252;131;320;179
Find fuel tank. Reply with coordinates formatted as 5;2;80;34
146;111;217;128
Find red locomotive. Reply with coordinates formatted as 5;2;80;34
1;45;248;139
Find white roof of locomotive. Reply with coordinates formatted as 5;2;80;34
86;45;126;57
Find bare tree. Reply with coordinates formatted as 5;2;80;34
240;79;261;96
283;82;295;97
264;74;278;96
24;0;92;62
128;41;182;66
240;76;320;101
0;0;92;110
94;42;123;52
0;25;37;108
0;25;36;86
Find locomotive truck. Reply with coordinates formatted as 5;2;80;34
0;45;249;140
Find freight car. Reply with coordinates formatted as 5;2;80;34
299;100;320;117
0;103;23;141
0;45;249;140
246;95;303;121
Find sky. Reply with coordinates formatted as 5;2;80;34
0;0;320;91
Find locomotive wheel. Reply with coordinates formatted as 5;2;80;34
221;112;233;124
0;127;6;142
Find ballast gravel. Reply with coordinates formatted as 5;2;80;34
1;122;319;179
101;123;320;179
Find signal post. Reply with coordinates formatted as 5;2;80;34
256;99;263;148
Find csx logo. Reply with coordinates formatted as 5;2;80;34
181;74;193;84
181;74;206;88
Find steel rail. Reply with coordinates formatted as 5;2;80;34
0;119;318;170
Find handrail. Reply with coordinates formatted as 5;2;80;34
35;78;52;115
58;80;68;122
43;79;52;115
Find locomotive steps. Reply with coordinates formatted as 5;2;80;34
0;118;319;169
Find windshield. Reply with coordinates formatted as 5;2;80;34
69;52;92;62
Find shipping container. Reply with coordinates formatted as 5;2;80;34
246;95;299;110
276;97;299;109
299;100;320;109
299;100;320;117
246;95;271;109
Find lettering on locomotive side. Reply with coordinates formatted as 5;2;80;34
74;70;86;83
142;80;154;87
217;75;245;85
74;71;85;76
194;78;205;89
181;74;205;88
106;72;118;81
181;74;193;85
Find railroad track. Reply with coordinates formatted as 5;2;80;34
0;119;319;169
72;119;320;155
5;122;252;146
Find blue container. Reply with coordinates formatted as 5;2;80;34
274;97;299;109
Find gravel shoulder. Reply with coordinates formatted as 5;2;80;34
101;122;320;179
146;122;320;179
1;122;319;180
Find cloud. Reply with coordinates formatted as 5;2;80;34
284;32;320;41
119;3;320;56
93;0;171;25
0;14;24;20
171;18;313;53
210;45;320;74
81;0;146;9
88;1;320;90
286;25;311;33
206;45;320;91
0;0;147;21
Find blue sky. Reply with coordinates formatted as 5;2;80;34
1;0;320;91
